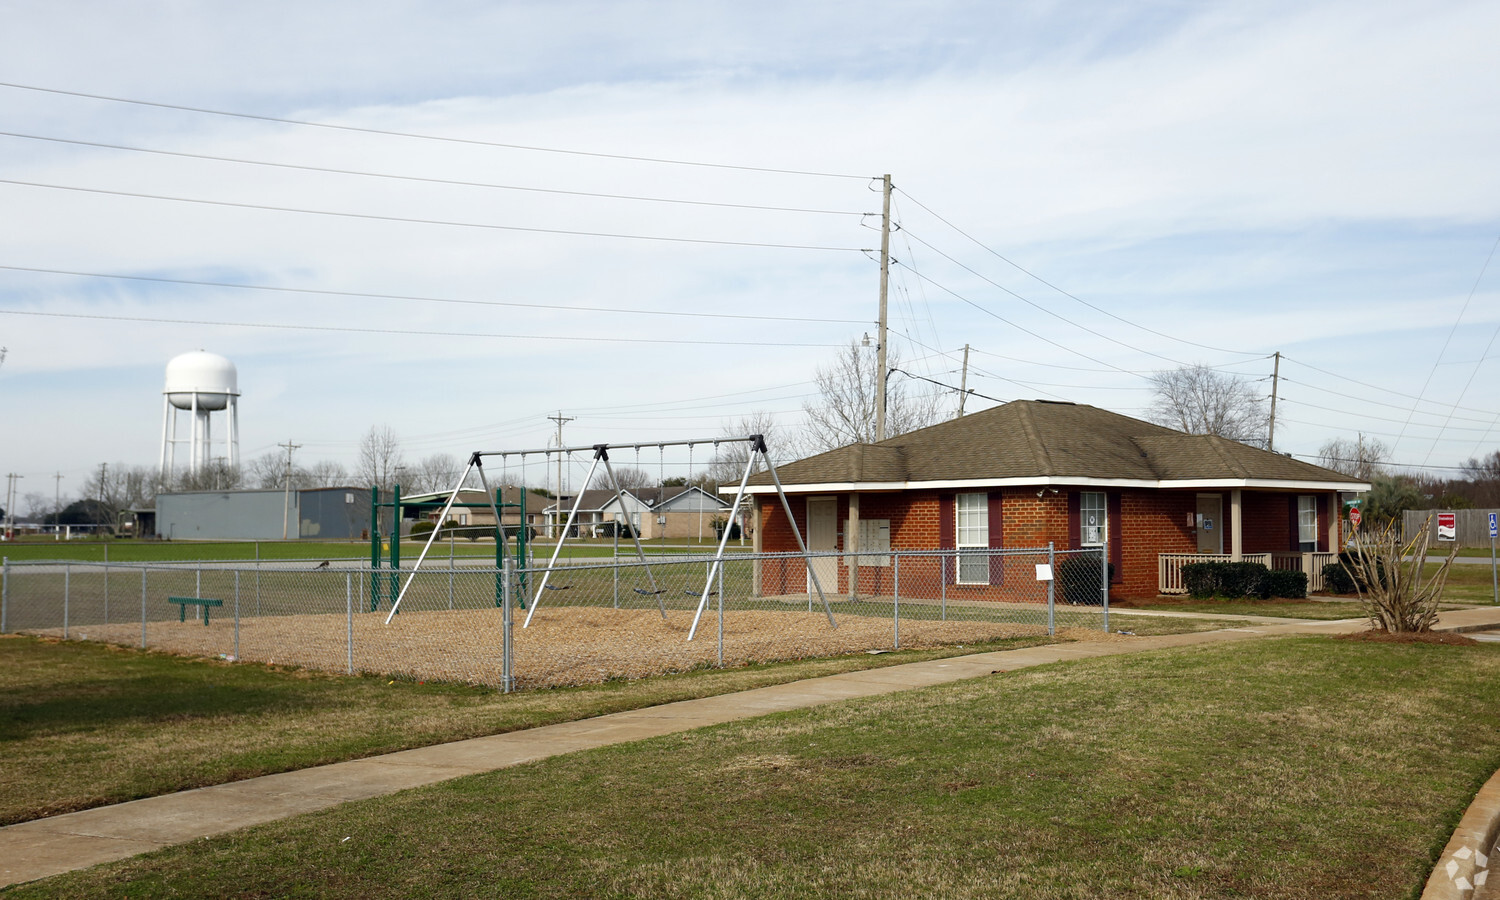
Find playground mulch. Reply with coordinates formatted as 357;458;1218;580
33;607;1112;690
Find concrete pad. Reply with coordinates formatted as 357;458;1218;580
0;828;161;886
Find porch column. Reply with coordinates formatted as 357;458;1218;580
846;492;860;600
1229;489;1243;561
1327;495;1340;550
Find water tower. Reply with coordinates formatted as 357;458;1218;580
159;351;240;478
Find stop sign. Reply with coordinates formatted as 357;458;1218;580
1349;507;1362;528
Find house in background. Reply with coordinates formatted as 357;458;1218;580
741;400;1369;599
400;486;539;535
633;486;732;540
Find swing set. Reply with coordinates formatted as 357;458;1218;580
383;434;834;641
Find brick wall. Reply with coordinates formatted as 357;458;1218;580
758;487;1338;601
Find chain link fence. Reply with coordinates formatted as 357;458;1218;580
2;547;1110;691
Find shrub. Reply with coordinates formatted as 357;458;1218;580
410;521;436;539
1181;561;1275;599
1321;561;1356;594
1346;519;1458;633
1058;555;1113;605
1265;569;1308;599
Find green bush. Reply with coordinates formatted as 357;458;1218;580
1265;569;1308;599
1181;561;1273;599
410;521;436;538
1058;555;1113;605
1321;561;1356;594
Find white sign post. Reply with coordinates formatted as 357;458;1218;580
1489;512;1497;607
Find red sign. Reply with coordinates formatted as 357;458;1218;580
1437;511;1457;541
1349;508;1361;528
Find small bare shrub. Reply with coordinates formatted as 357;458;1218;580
1347;517;1457;633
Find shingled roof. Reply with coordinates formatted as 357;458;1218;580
747;400;1364;490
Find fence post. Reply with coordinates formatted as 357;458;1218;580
613;529;619;610
234;570;241;661
940;553;947;621
346;572;354;676
63;563;70;639
255;542;262;616
140;567;147;649
501;557;514;693
717;562;725;667
195;565;202;622
893;568;900;650
102;556;109;624
1100;545;1110;633
893;553;901;609
1;557;8;634
1047;543;1055;636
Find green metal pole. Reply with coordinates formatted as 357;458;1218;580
516;488;528;608
389;484;401;614
370;486;380;612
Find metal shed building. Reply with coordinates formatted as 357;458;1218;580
155;487;367;541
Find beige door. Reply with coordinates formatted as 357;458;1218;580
1196;494;1223;554
806;497;838;595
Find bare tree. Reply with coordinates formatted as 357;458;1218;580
408;453;462;493
1316;434;1389;480
707;412;787;484
357;425;406;490
1145;364;1269;446
802;341;944;453
173;458;242;492
305;459;351;487
80;464;163;524
588;466;653;492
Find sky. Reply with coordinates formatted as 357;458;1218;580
1;0;1498;510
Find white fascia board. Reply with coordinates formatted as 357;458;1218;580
741;476;1371;495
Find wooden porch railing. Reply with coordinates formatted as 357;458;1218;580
1158;551;1339;594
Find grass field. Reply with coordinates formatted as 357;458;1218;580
0;537;742;563
14;635;1500;899
1120;598;1371;620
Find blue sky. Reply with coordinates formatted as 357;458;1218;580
1;0;1497;505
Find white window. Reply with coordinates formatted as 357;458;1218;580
1081;492;1106;546
1297;496;1318;551
956;492;989;584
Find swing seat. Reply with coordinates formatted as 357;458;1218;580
632;588;666;596
543;584;572;592
683;589;718;598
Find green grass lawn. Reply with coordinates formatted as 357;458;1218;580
1431;561;1500;605
16;636;1500;899
1120;598;1370;620
0;632;1068;827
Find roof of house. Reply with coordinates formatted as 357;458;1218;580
746;400;1368;492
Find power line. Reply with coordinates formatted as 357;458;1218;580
1280;355;1500;419
0;307;848;348
0;81;869;180
1278;376;1498;426
0;179;867;252
899;226;1204;368
893;186;1265;357
0;264;872;326
889;367;1006;405
0;130;868;217
1288;452;1474;473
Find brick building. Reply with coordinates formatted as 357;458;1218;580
743;400;1369;599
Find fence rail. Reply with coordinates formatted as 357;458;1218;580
1402;509;1500;549
1158;551;1338;594
1;547;1109;692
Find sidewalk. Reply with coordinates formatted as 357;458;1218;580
5;608;1499;889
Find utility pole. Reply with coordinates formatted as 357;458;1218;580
876;174;891;443
547;412;574;537
278;440;301;540
1267;351;1281;451
4;473;20;540
956;343;972;418
98;463;107;529
53;472;63;539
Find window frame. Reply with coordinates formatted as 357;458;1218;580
1297;495;1318;551
955;492;989;584
1080;491;1107;547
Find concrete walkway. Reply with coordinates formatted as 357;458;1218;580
5;608;1500;889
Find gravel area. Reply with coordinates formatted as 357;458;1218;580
32;606;1096;690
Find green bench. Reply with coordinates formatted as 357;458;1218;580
169;596;224;625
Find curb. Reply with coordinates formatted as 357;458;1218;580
1423;766;1500;898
